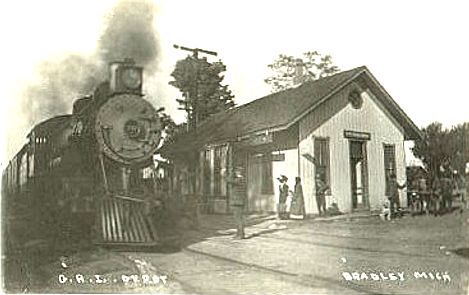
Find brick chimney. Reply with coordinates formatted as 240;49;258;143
293;58;304;86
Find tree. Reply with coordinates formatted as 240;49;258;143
264;51;340;93
169;56;235;130
412;122;469;178
447;123;469;173
158;111;177;144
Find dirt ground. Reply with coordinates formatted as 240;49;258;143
129;210;469;294
2;210;468;294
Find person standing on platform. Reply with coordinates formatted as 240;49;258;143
228;166;246;239
388;173;406;219
290;177;306;219
277;175;289;219
440;173;454;213
455;171;467;211
418;176;430;214
315;173;329;216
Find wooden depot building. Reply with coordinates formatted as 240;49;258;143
160;66;422;216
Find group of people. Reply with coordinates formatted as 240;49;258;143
277;175;300;219
228;162;467;238
385;169;468;220
409;171;467;216
228;169;313;239
276;173;330;220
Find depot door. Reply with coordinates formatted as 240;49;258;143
349;140;369;210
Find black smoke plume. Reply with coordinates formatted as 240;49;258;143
21;0;159;127
22;56;105;126
99;0;159;71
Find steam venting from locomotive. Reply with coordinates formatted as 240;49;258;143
21;0;159;128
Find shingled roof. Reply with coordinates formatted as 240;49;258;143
161;66;421;156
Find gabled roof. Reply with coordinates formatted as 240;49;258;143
161;66;422;156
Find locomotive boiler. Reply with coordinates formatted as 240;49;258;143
2;59;166;247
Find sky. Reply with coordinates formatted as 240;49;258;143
0;0;468;167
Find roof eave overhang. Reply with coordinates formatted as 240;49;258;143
162;66;424;157
234;68;370;137
282;67;423;141
285;68;368;130
362;70;423;141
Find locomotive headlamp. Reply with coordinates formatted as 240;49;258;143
122;67;142;90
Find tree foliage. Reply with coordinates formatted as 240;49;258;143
264;51;340;93
158;112;176;144
169;56;235;129
412;122;469;178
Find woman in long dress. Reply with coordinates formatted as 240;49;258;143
277;175;289;219
290;177;305;219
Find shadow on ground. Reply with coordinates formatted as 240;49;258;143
452;248;469;258
176;213;291;248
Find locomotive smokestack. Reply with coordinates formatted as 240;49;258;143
109;59;143;96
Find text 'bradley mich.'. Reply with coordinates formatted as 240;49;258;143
342;271;451;282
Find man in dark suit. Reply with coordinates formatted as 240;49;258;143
228;166;246;239
315;173;329;215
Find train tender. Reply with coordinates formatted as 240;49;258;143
2;59;166;247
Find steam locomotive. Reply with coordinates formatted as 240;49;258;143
2;59;166;248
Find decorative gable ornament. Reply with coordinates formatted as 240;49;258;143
348;89;363;109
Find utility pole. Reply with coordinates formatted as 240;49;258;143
173;44;218;131
173;44;217;59
173;44;218;196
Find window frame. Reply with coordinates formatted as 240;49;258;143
314;137;331;192
203;148;211;195
383;143;396;196
213;146;223;196
260;153;274;194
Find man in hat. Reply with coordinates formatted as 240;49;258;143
228;166;246;239
315;172;329;215
440;171;454;213
277;175;289;219
388;173;406;218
